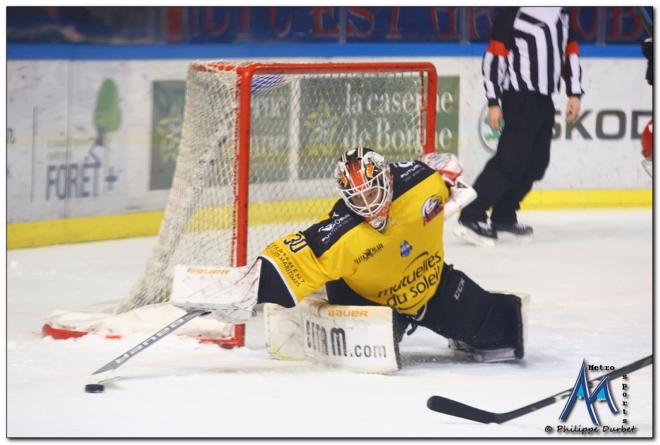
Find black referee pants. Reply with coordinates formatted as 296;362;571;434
461;90;556;225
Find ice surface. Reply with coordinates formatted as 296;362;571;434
6;210;653;438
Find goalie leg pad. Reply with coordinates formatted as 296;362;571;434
421;265;527;361
300;297;400;373
446;293;529;362
326;279;408;368
265;295;400;373
264;303;305;361
326;278;410;346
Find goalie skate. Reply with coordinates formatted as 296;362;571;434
447;339;518;363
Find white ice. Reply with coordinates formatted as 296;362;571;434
6;209;653;438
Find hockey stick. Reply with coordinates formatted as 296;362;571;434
427;355;652;424
634;7;653;36
88;309;210;386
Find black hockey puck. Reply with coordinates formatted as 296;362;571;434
85;384;105;393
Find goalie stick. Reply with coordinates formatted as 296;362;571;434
88;309;210;385
87;259;260;389
427;354;652;424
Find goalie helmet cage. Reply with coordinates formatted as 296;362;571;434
42;60;438;347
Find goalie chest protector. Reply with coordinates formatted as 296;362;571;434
262;161;449;316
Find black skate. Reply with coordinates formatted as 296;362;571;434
453;219;497;247
491;222;533;235
491;222;533;243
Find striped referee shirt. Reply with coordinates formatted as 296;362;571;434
483;7;583;107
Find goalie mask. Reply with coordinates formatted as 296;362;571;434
335;148;393;232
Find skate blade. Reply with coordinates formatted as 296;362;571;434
453;225;495;248
495;232;533;244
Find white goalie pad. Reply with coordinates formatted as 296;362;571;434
443;177;477;219
264;303;306;361
171;260;261;324
265;297;399;373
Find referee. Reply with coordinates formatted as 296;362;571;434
457;7;583;246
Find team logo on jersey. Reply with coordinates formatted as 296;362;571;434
422;195;443;225
400;241;412;257
353;243;385;265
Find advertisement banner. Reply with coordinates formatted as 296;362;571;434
6;55;652;225
150;80;186;190
459;57;653;189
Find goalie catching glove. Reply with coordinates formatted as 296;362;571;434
419;152;463;187
171;260;261;324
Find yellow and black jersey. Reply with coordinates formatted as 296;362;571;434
258;160;449;316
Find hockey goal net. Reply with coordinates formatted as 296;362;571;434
43;60;438;346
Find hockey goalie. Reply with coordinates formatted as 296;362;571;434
172;148;528;372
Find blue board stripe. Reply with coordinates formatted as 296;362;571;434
7;43;643;60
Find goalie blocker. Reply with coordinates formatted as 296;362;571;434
171;261;261;325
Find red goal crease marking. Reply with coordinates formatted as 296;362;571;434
41;323;245;349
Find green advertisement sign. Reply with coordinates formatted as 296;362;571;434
150;80;185;190
436;76;460;155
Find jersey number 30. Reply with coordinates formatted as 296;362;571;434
283;233;308;253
